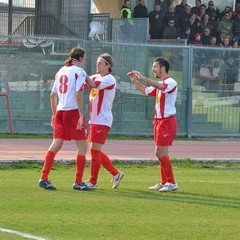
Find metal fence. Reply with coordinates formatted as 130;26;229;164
0;35;240;137
0;1;149;44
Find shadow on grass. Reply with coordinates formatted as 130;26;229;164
88;188;240;210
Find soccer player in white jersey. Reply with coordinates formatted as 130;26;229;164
39;47;93;191
84;53;124;190
128;57;178;192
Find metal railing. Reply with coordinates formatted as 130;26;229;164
0;35;240;137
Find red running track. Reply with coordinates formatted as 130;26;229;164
0;139;239;163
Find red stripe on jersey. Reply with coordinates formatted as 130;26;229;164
97;89;104;115
84;82;89;88
75;72;84;91
168;85;177;93
94;81;101;88
162;82;168;90
105;83;115;90
79;85;84;91
148;88;157;97
89;99;93;119
160;92;166;118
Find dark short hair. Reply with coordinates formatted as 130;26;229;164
154;57;170;73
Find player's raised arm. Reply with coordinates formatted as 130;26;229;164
85;75;96;88
127;71;146;95
133;71;165;90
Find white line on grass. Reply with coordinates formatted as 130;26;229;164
0;227;48;240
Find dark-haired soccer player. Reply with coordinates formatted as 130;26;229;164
128;57;178;192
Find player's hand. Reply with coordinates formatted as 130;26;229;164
127;71;137;83
72;59;82;68
133;71;144;81
76;115;83;130
51;115;55;128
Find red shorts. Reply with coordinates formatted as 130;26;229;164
53;110;86;140
88;124;110;144
154;115;177;146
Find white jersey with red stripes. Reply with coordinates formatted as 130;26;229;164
89;73;116;127
52;65;86;111
145;76;177;119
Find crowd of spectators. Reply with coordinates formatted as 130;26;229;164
121;0;240;92
122;0;240;48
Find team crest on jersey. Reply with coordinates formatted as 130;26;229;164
156;96;160;105
90;88;98;99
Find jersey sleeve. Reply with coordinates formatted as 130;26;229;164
145;86;157;97
51;73;58;93
94;75;116;90
76;70;86;91
162;78;177;93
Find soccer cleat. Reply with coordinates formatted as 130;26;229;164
84;181;98;190
148;183;164;191
159;182;179;192
73;182;92;191
112;171;124;189
39;179;57;190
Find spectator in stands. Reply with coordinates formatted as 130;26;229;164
219;36;232;48
219;56;239;95
183;12;200;40
209;36;218;47
232;12;240;42
217;11;233;40
178;4;192;31
198;4;206;20
191;0;201;16
121;0;132;19
204;36;221;67
218;6;232;20
163;5;179;27
199;13;214;34
199;60;220;89
120;0;134;38
231;41;240;62
133;0;148;18
201;27;212;45
209;11;218;37
191;32;203;46
155;0;169;16
219;36;233;61
175;0;188;17
163;18;179;39
233;1;240;16
149;3;164;39
205;1;219;19
232;40;239;48
179;26;192;43
168;0;178;7
216;30;227;45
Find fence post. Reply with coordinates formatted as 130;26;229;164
0;94;14;135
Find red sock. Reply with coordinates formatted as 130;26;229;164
159;155;176;184
89;149;101;185
101;151;118;176
75;155;86;184
160;164;167;185
41;151;55;180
